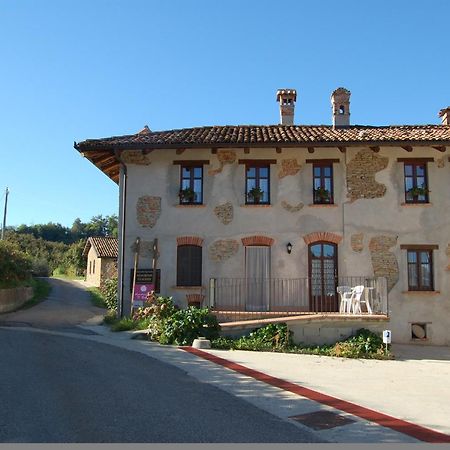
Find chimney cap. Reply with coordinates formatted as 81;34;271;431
137;125;152;135
331;87;351;98
438;107;450;117
276;89;297;102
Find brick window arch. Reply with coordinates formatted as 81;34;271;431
241;235;274;247
303;232;342;246
176;236;204;247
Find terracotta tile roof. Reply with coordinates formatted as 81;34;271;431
75;124;450;150
83;236;118;258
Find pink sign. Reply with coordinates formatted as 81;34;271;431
132;283;154;307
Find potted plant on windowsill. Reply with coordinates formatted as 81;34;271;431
179;187;196;203
314;187;331;203
407;186;429;198
247;187;264;204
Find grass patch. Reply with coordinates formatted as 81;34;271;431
20;278;52;310
88;287;108;309
51;273;84;281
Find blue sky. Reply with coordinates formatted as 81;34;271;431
1;0;449;227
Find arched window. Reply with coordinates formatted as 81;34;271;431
339;105;345;114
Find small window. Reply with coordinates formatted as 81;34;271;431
404;162;429;203
339;105;345;114
246;165;270;204
89;261;92;275
93;260;96;274
179;165;203;204
313;163;334;204
407;249;433;291
177;245;202;286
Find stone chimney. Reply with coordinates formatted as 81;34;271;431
331;87;351;127
276;89;297;125
439;107;450;125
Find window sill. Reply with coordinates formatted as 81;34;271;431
172;285;204;290
400;202;432;207
308;203;338;208
402;290;440;295
175;204;206;208
240;204;272;208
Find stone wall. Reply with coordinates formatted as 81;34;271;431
0;286;33;313
208;239;239;261
214;202;233;224
137;196;161;228
369;235;399;291
346;149;388;202
351;233;364;252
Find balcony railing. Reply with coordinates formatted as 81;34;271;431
208;276;388;323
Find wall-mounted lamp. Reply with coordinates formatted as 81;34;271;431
286;242;293;254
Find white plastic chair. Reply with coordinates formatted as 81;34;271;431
337;286;352;313
350;285;366;314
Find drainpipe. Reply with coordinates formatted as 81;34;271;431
116;149;128;318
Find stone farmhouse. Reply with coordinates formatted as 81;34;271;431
83;236;118;287
75;88;450;345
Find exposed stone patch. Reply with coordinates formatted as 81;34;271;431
137;196;161;228
214;202;233;224
346;149;388;202
278;159;301;179
437;157;445;168
368;235;398;292
129;240;157;256
281;200;304;212
208;150;236;175
121;150;152;165
209;239;239;261
351;233;364;252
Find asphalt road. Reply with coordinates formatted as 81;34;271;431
0;279;322;443
0;278;105;332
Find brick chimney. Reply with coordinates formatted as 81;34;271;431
331;87;351;127
439;107;450;125
276;89;297;125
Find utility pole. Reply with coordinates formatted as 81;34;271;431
1;187;9;240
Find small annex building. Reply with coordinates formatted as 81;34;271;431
83;236;118;287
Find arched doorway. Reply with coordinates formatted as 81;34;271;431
308;242;338;312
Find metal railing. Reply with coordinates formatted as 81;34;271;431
208;276;388;322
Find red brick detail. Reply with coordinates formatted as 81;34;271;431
303;232;343;245
186;293;205;307
176;236;204;247
241;235;274;247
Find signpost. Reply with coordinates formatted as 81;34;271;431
131;238;160;311
382;329;392;354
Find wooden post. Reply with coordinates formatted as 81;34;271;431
130;237;141;315
152;238;159;285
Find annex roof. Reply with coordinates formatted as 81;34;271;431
83;236;118;259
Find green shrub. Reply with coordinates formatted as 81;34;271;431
159;307;220;346
211;323;293;352
99;277;118;311
329;328;385;358
0;240;32;286
211;326;390;359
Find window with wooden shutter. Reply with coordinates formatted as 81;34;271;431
177;245;202;286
